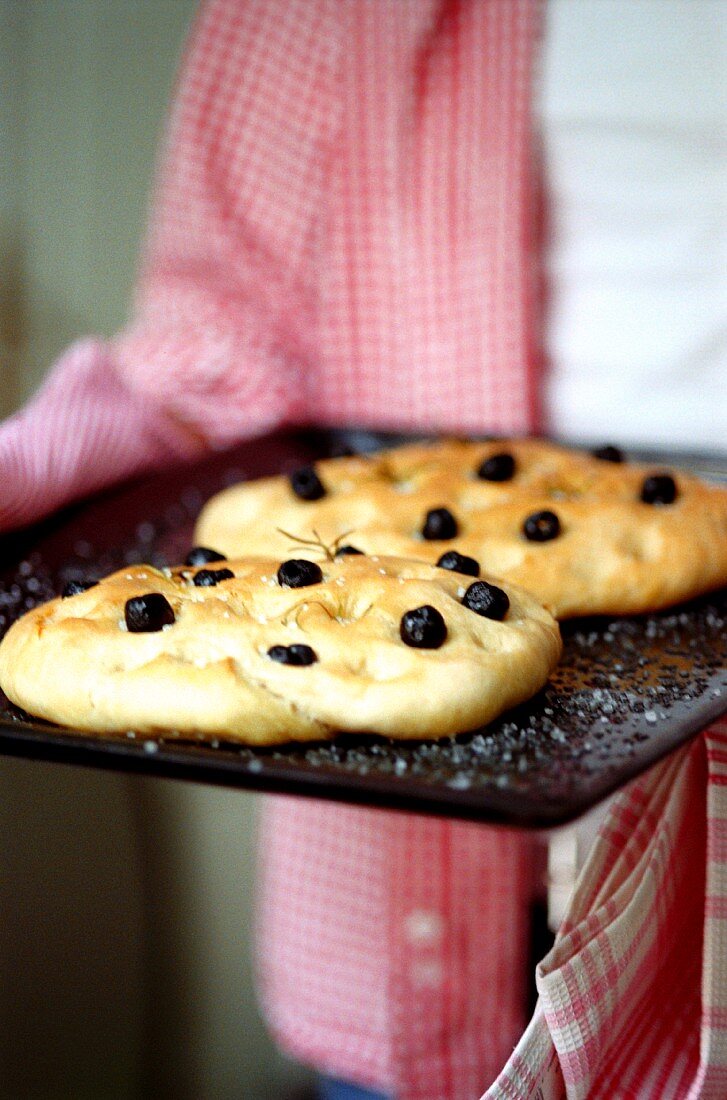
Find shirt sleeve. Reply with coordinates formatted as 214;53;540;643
0;337;201;531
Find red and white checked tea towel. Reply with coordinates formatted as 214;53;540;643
485;718;727;1100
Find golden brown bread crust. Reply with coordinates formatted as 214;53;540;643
0;556;562;743
195;439;727;618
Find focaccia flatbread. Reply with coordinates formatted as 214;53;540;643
0;553;561;743
195;439;727;618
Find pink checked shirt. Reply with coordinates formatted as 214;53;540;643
118;0;541;444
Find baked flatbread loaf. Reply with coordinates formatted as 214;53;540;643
195;439;727;618
0;554;561;743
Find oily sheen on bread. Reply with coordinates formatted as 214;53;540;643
0;554;562;744
195;439;727;618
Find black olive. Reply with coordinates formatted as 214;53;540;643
476;452;516;481
422;507;458;540
277;559;324;588
267;644;318;666
192;568;235;587
462;580;510;621
125;593;175;633
591;445;624;464
61;580;97;598
290;466;326;501
185;547;227;566
436;551;480;578
400;605;447;649
641;473;677;505
523;510;561;542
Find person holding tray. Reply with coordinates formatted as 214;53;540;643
0;2;724;1098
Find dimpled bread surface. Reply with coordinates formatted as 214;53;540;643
195;439;727;619
0;556;562;744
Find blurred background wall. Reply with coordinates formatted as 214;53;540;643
0;3;311;1098
1;0;194;416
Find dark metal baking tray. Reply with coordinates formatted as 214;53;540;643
0;430;725;828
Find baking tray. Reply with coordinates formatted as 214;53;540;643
0;430;725;828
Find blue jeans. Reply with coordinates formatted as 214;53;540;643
318;1076;391;1100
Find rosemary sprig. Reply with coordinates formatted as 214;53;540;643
276;527;356;563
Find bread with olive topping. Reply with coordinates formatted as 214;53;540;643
0;554;561;743
195;439;727;617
